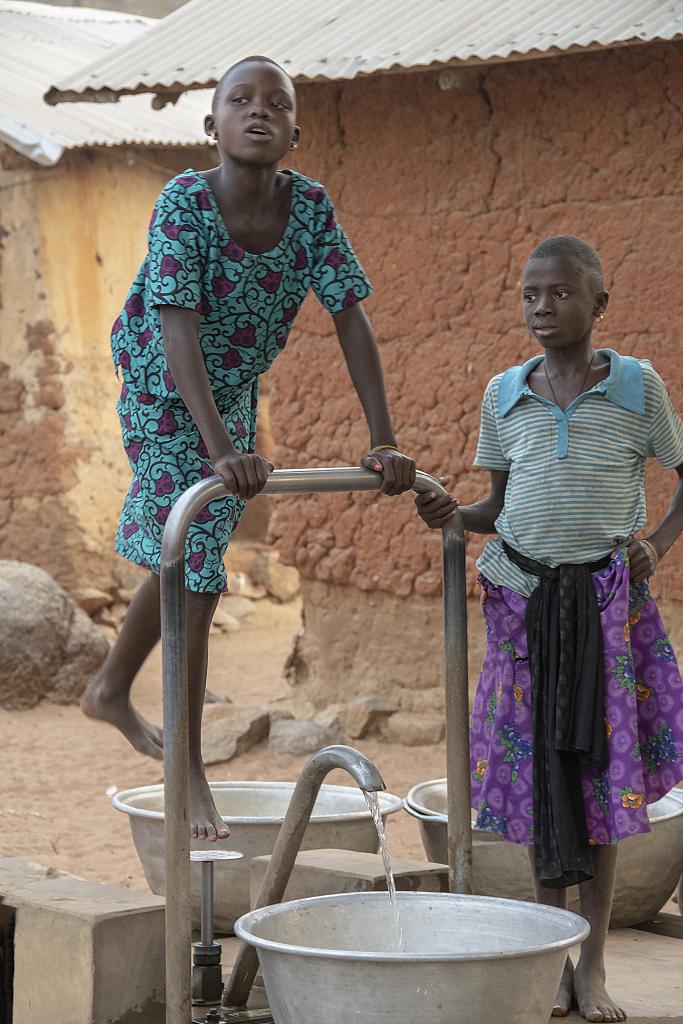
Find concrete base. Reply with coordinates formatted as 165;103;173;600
249;848;448;907
0;857;165;1024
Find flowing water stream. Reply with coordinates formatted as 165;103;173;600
363;791;405;953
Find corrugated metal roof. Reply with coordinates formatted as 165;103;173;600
45;0;683;105
0;1;211;165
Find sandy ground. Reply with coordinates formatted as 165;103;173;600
0;596;450;887
2;594;682;888
2;595;683;1020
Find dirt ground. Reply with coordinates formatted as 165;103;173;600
2;593;683;891
0;596;456;887
2;594;682;1020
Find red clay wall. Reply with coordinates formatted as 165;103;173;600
267;42;683;604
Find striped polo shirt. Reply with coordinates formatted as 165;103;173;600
475;348;683;598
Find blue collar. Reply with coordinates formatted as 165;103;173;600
498;348;645;417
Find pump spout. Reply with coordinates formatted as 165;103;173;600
223;745;385;1010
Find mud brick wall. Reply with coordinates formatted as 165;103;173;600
269;42;683;610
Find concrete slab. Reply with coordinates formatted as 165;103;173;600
1;862;165;1024
250;848;448;906
0;855;62;893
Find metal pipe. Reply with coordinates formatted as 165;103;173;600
223;744;385;1009
160;466;471;1023
201;861;214;947
441;498;473;895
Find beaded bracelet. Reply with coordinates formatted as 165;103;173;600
640;538;659;571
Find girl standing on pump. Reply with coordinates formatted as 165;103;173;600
83;56;415;842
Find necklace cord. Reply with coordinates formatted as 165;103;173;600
543;354;595;407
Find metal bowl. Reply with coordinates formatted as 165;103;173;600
113;781;403;933
235;891;589;1024
405;780;683;927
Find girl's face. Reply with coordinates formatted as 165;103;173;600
206;62;299;167
522;255;608;350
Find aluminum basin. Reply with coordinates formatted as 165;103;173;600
235;891;589;1024
113;781;402;932
405;780;683;927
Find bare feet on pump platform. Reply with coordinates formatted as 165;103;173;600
190;768;229;841
551;957;574;1016
81;674;163;761
551;959;626;1021
573;963;626;1022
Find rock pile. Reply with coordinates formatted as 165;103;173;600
76;542;301;643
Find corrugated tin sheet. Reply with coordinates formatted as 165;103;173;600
45;0;683;105
0;1;211;165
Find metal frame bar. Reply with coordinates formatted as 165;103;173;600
160;467;471;1024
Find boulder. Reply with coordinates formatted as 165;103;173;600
210;605;241;634
220;594;256;622
343;696;398;739
71;587;112;615
112;556;146;594
313;697;397;739
95;601;127;630
382;712;445;746
269;718;338;756
226;570;266;600
225;541;270;577
201;705;270;765
267;705;296;725
0;561;109;709
251;550;300;603
313;703;346;733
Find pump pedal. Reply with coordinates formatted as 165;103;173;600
220;1011;274;1023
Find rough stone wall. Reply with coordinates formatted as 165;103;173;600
267;42;683;604
0;144;212;594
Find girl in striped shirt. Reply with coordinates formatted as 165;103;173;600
417;235;683;1023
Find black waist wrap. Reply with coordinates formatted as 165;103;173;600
503;542;610;888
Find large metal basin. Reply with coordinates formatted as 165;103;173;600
405;780;683;927
235;891;589;1024
113;781;402;932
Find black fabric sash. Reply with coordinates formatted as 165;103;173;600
503;542;610;888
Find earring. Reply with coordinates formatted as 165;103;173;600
596;312;605;322
290;141;298;150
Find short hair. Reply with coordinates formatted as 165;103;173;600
212;56;293;112
527;235;604;293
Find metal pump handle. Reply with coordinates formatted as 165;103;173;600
160;467;471;1023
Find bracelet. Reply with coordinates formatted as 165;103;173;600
370;444;400;454
640;538;659;570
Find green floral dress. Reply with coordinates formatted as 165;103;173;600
111;169;372;591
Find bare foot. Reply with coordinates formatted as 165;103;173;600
574;963;627;1022
190;769;230;842
81;676;163;761
551;957;574;1017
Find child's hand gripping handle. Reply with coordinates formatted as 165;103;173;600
213;451;274;500
360;445;417;495
414;477;459;528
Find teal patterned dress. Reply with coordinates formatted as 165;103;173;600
111;169;372;591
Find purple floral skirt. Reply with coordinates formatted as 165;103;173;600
470;549;683;846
